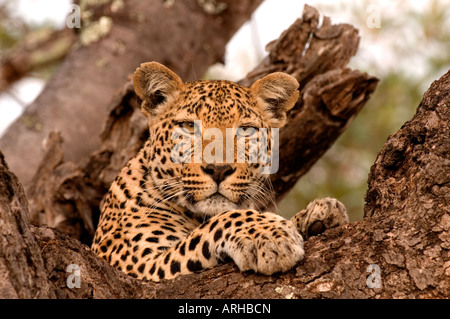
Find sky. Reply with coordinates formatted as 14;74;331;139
0;0;449;136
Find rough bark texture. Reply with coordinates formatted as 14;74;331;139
1;70;448;298
26;5;378;243
0;153;53;298
0;0;263;187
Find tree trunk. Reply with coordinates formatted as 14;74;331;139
0;152;53;298
0;0;262;187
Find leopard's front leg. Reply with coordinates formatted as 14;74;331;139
144;209;304;281
214;210;304;275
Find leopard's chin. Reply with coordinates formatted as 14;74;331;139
184;193;240;217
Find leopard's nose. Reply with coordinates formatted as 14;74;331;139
201;164;235;184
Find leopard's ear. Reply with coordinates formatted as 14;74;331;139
133;62;184;117
250;72;299;127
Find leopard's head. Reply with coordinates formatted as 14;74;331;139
134;62;299;217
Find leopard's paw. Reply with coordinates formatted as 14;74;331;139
291;197;348;239
218;212;304;275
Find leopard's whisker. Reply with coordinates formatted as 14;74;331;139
246;180;275;212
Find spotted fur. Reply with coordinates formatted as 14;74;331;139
91;62;348;281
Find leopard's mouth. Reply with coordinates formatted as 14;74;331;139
182;192;239;217
209;192;228;200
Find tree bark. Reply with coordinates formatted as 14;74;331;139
0;152;53;298
1;69;448;299
25;5;378;242
0;0;262;187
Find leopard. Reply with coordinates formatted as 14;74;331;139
91;62;348;281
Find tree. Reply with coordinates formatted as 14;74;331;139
0;3;448;299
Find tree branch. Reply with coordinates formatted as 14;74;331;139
0;28;76;94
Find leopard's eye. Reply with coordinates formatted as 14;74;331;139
178;121;199;134
236;126;258;138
